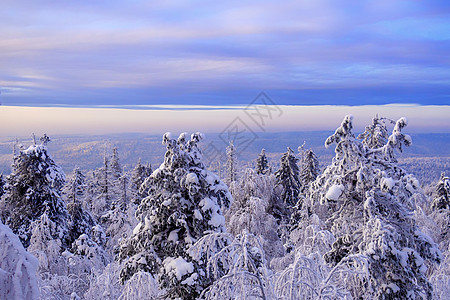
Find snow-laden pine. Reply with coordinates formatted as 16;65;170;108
118;132;232;299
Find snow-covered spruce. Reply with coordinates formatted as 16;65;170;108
89;148;114;220
0;219;39;300
255;148;270;175
63;168;98;245
307;115;441;299
0;173;5;199
275;147;302;208
128;159;152;206
118;132;232;299
299;147;320;195
431;172;450;211
357;114;394;149
225;142;238;185
226;168;285;263
0;136;69;249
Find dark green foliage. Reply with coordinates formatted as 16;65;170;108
0;139;69;248
118;132;232;299
255;149;270;175
275;147;301;207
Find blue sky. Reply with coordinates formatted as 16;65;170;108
1;0;450;107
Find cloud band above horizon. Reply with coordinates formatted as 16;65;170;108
1;105;449;138
1;0;449;107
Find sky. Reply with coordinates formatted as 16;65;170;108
1;0;449;135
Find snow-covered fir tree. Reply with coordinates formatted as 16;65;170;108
110;147;122;181
128;159;152;205
28;213;68;274
299;148;320;195
429;172;450;251
431;172;450;211
275;147;301;207
225;142;238;185
307;115;441;299
101;172;134;255
118;132;232;299
0;219;39;300
226;168;284;262
0;173;4;199
255;148;270;175
91;150;114;219
64;167;97;243
357;114;394;149
0;135;69;249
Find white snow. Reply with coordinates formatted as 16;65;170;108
168;229;180;242
208;211;225;227
0;220;40;300
325;184;344;201
387;283;400;293
193;209;203;220
163;257;194;281
406;183;415;194
162;199;172;206
381;177;395;191
143;217;151;231
199;197;215;212
185;173;199;185
181;272;198;285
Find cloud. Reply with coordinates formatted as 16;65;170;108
0;0;449;106
1;105;449;137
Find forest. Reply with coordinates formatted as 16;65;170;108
0;114;449;300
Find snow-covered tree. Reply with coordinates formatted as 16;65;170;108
275;147;301;207
0;136;69;249
28;213;67;274
274;250;370;299
118;132;232;299
64;167;87;205
128;159;152;205
91;151;114;219
255;148;270;175
67;233;110;274
0;219;39;300
110;147;122;181
357;114;393;149
225;142;238;185
307;115;441;299
191;231;272;299
431;172;450;211
226;168;285;262
299;148;320;195
64;168;97;243
429;172;450;252
84;262;123;300
101;173;133;256
0;173;4;199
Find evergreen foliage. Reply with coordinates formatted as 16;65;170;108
299;148;320;194
357;114;393;149
225;142;237;185
431;172;450;211
0;136;69;248
255;148;270;175
64;168;97;243
308;115;441;299
129;159;152;205
118;132;232;299
275;147;301;207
